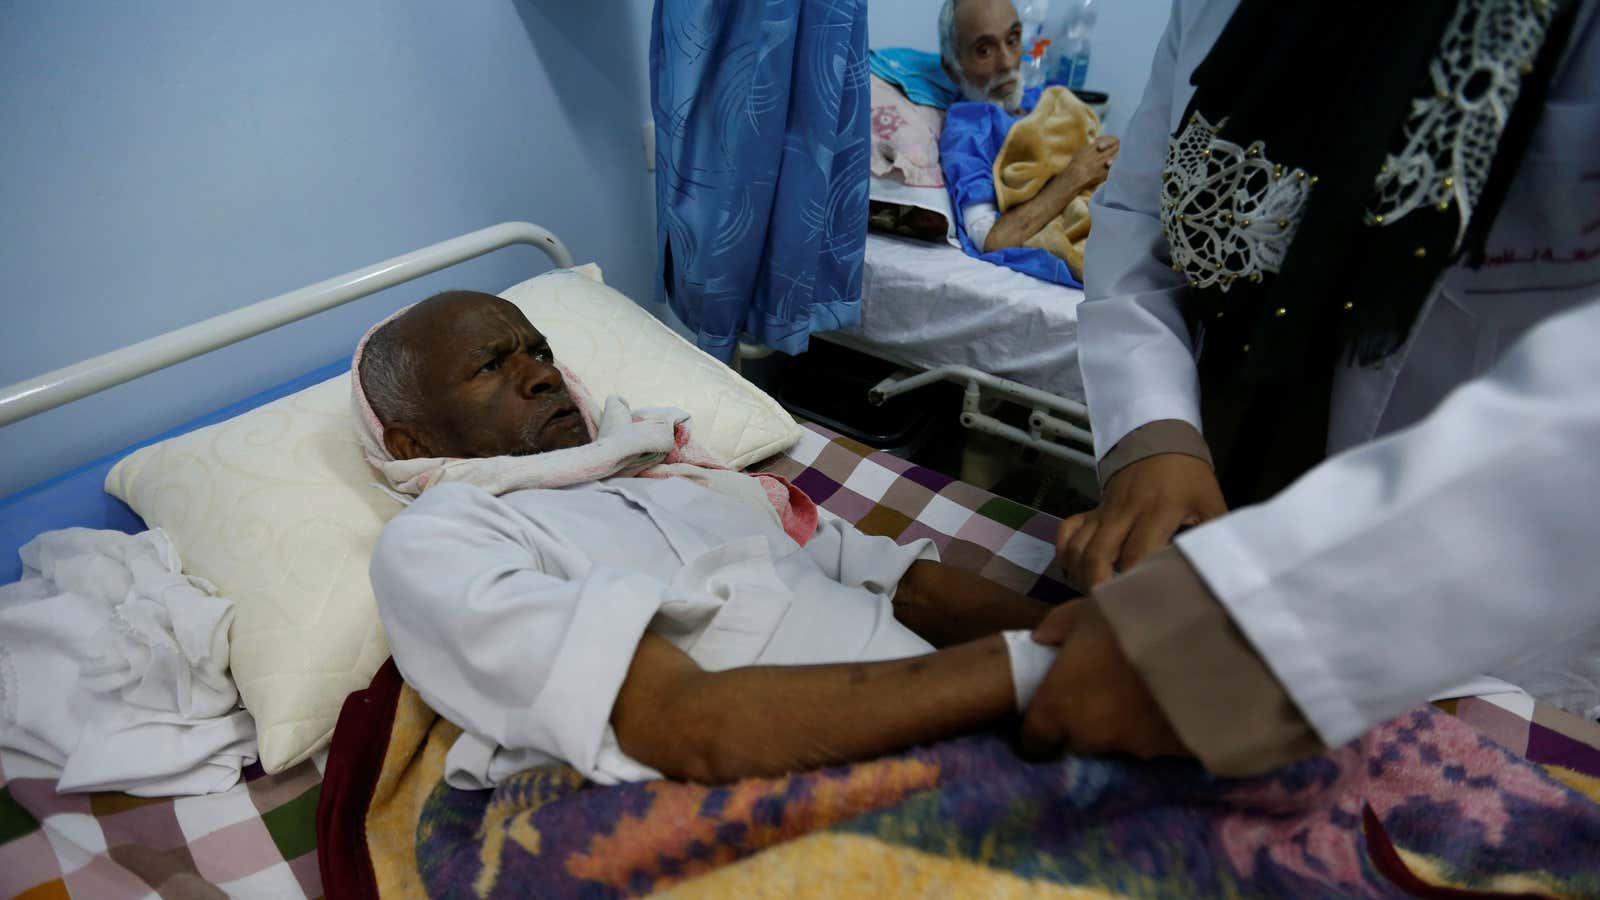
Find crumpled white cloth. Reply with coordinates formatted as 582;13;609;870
0;527;256;796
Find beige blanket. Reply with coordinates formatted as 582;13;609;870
993;86;1102;279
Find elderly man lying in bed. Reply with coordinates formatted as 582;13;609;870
355;291;1182;787
937;0;1119;281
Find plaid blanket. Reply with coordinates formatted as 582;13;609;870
0;753;323;898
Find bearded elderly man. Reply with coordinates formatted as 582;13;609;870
937;0;1120;282
355;291;1118;788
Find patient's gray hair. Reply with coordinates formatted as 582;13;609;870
359;317;423;428
938;0;963;68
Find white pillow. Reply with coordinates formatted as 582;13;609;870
105;264;800;772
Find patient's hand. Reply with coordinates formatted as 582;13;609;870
1019;599;1188;762
1061;136;1119;194
1056;453;1225;590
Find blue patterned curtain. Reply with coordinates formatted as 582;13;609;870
651;0;869;362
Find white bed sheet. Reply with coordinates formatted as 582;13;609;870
837;233;1086;401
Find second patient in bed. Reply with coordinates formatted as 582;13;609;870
360;292;1151;786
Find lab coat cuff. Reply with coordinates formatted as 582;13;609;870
1096;419;1214;488
1088;393;1203;462
1095;547;1324;776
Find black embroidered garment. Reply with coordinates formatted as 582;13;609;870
1159;0;1577;504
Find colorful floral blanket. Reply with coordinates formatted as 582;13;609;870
318;658;1600;899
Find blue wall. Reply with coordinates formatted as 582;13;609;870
865;0;1172;135
0;0;661;497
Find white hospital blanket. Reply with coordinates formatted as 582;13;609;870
839;233;1088;401
0;528;256;796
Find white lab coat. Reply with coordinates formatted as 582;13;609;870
370;477;935;787
1082;0;1600;743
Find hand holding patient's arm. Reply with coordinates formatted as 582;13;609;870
1056;452;1226;590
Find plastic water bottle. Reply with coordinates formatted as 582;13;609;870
1021;38;1051;90
1017;0;1050;48
1050;0;1097;90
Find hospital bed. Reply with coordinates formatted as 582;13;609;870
805;204;1096;471
2;225;1597;898
0;222;1073;896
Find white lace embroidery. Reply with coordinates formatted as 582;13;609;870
1160;113;1315;291
1367;0;1556;245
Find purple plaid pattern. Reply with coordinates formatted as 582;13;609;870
0;746;325;899
759;424;1075;604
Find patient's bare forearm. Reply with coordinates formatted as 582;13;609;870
612;633;1013;784
894;560;1052;647
983;169;1088;252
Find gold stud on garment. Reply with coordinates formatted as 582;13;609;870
1248;146;1261;158
1295;171;1307;181
1414;246;1428;259
1274;307;1287;317
1437;200;1451;212
1172;262;1183;271
1243;343;1251;353
1202;148;1212;159
1251;272;1264;283
1310;176;1319;185
1373;214;1386;225
1216;310;1225;319
1273;164;1284;179
1521;62;1535;75
1380;162;1390;175
1277;218;1289;228
1442;176;1455;188
1343;301;1355;311
1241;217;1252;227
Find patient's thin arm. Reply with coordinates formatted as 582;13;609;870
984;168;1095;252
894;560;1052;647
983;138;1118;253
611;633;1013;784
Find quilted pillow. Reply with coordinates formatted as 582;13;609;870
105;264;800;772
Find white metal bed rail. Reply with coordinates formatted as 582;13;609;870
0;221;574;428
867;363;1097;471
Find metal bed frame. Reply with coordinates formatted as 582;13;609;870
0;222;574;429
807;330;1097;472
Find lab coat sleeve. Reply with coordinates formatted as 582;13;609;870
1079;0;1205;462
370;483;667;782
1176;295;1600;748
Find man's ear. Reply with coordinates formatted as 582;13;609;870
383;424;432;460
